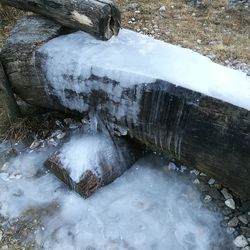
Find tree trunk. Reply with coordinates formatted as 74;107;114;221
0;61;21;123
0;0;121;40
1;16;250;198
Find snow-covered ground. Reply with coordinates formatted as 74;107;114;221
0;141;233;250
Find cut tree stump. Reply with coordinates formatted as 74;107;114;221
45;134;141;198
0;0;121;40
1;16;250;198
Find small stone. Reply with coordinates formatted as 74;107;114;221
48;138;58;147
197;39;202;44
225;198;236;209
159;5;166;12
30;140;40;149
1;162;10;171
207;54;217;60
127;3;138;9
190;169;200;176
168;162;176;171
180;165;187;172
221;188;233;200
208;178;216;185
56;132;66;140
193;178;200;184
228;217;239;227
240;227;250;238
0;230;3;241
203;195;212;203
233;235;248;248
241;246;250;250
238;214;248;225
226;227;235;234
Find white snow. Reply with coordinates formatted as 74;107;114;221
39;29;250;112
59;134;117;182
0;142;231;249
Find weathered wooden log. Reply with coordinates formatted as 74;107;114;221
45;134;141;198
0;61;21;123
0;0;121;40
1;16;250;198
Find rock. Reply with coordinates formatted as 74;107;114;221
208;188;223;200
30;140;41;149
228;217;239;227
240;227;250;238
0;230;3;241
1;245;8;250
1;162;10;171
208;178;216;185
233;235;248;248
193;178;200;184
159;6;166;12
226;227;236;234
242;246;250;250
221;188;233;200
238;214;249;225
203;195;212;203
127;3;138;9
225;198;236;209
207;54;217;60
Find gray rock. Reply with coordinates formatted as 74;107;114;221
225;198;236;209
233;235;248;248
0;230;2;241
203;195;212;203
208;178;216;185
127;3;138;9
226;227;236;234
241;227;250;238
241;246;250;250
221;188;233;200
228;217;239;227
239;214;249;225
159;6;166;12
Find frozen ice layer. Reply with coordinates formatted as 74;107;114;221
39;29;250;111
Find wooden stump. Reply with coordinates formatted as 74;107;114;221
0;0;121;40
45;134;141;198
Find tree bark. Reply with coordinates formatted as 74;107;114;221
0;0;121;40
0;61;21;123
1;16;250;198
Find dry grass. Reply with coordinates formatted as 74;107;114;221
116;0;250;66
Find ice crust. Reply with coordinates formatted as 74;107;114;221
40;29;250;111
59;134;117;182
0;142;230;250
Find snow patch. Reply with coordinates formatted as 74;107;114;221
59;134;117;182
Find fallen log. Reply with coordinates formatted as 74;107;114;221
45;133;141;198
1;16;250;198
0;61;21;123
0;0;121;40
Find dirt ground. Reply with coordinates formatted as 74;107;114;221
0;0;250;135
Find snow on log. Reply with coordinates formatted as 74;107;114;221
0;0;121;40
45;134;141;198
1;16;250;198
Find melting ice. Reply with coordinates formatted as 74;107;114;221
0;142;233;250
